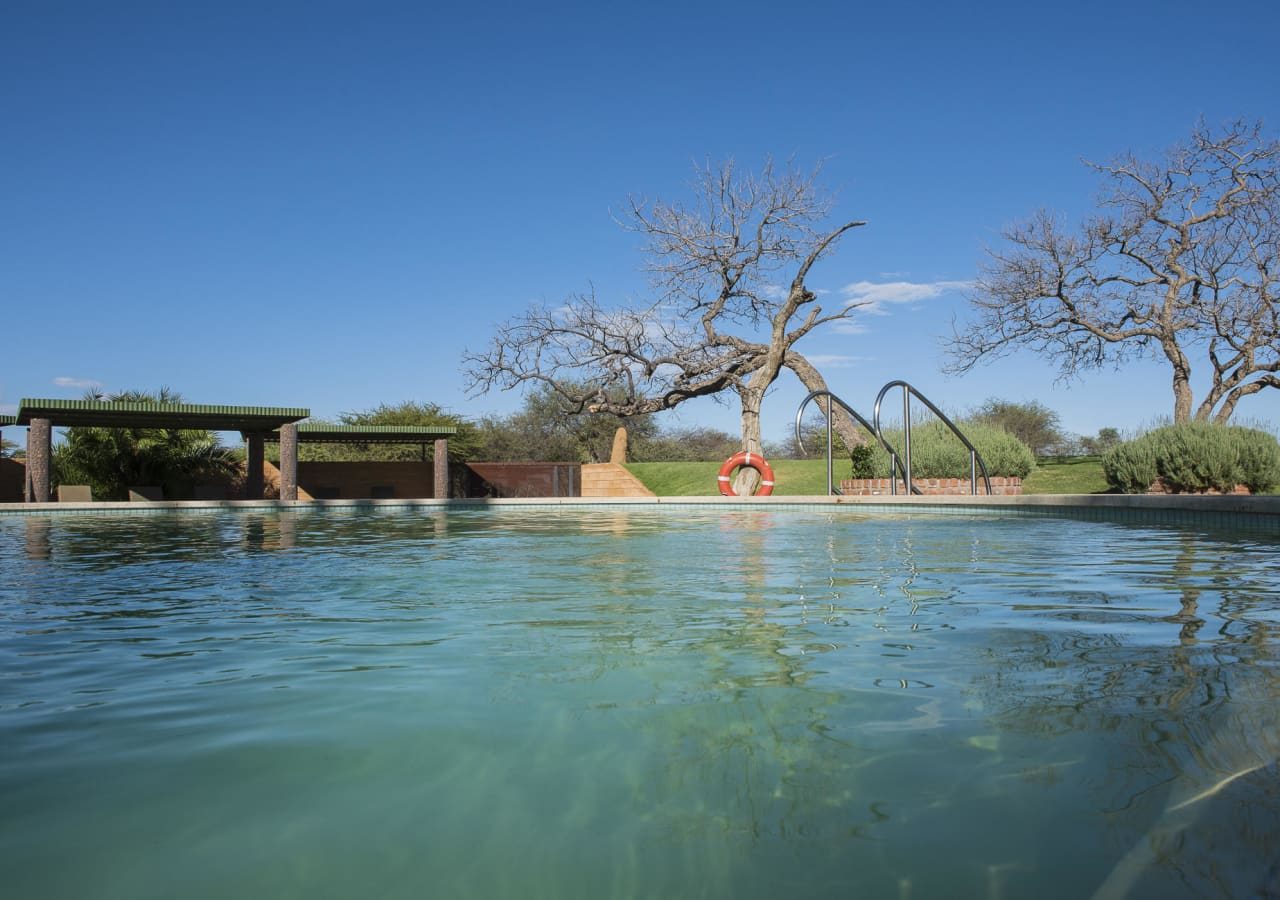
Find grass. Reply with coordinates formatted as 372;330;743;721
626;459;841;496
1021;455;1110;494
627;456;1112;496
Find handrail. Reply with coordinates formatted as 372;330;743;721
871;380;992;496
794;390;919;496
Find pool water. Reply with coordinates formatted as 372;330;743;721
2;507;1278;899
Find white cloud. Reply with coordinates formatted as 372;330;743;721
803;354;869;368
829;320;869;335
840;279;973;314
53;376;101;389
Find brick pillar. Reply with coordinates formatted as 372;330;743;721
246;433;264;499
433;439;449;499
27;418;51;503
279;424;298;501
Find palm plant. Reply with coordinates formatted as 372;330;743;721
52;388;242;500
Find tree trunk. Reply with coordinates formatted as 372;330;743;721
1164;341;1195;423
1177;388;1197;422
732;386;765;495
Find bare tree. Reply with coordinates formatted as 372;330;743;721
464;159;868;490
947;120;1280;423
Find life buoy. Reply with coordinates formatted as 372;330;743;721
717;451;776;497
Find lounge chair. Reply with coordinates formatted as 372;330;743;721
128;486;164;501
57;484;93;502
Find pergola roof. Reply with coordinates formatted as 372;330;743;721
264;424;457;444
15;398;310;431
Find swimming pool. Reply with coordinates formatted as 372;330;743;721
2;506;1278;898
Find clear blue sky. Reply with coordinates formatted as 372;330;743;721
3;0;1278;445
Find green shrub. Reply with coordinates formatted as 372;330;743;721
1236;427;1280;493
848;443;876;478
1102;440;1158;494
867;420;1036;479
1102;422;1280;493
1149;422;1239;493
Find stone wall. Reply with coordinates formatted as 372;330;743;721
840;476;1023;496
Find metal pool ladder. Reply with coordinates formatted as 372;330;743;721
795;381;993;496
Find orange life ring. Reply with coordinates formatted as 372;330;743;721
717;451;776;497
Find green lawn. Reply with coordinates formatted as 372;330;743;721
1020;456;1110;494
626;459;841;496
626;456;1111;496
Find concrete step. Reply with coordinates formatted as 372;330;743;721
580;463;655;498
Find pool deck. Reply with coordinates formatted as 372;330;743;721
3;493;1278;534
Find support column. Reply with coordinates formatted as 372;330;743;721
433;438;449;499
245;433;264;500
27;418;51;503
279;424;298;501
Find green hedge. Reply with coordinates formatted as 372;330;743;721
1102;422;1280;493
1099;440;1157;493
865;420;1036;479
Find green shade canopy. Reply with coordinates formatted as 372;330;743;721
0;415;15;427
15;399;310;431
265;424;457;444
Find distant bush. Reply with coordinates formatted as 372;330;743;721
867;420;1036;479
1080;427;1122;456
970;398;1064;457
1102;422;1280;493
633;425;740;462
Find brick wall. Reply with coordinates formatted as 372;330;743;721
1147;478;1251;495
840;476;1023;496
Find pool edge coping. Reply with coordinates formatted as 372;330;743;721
2;493;1277;515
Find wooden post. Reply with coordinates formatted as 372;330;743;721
433;438;449;499
279;423;298;501
27;418;51;503
245;433;264;499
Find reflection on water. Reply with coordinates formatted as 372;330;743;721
0;508;1278;899
23;517;50;560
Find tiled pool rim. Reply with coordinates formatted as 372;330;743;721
3;494;1278;534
